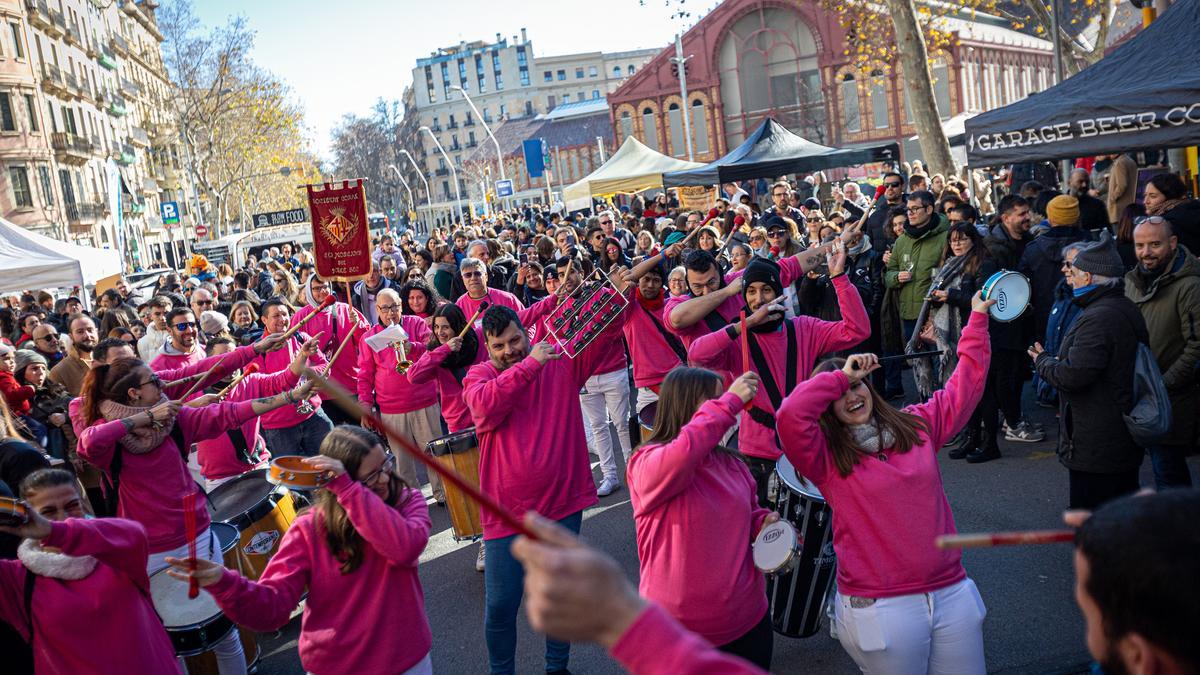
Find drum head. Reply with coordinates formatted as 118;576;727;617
208;470;274;522
638;401;657;429
150;568;222;628
753;520;797;572
210;522;239;555
983;271;1030;322
428;428;478;456
775;455;826;501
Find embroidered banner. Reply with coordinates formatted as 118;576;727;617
306;180;371;281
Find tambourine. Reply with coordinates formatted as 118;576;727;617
0;497;30;527
981;270;1031;322
753;519;799;574
267;456;333;490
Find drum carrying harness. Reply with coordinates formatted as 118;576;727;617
744;321;797;450
639;302;688;364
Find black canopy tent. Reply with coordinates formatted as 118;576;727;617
964;0;1200;167
661;118;898;188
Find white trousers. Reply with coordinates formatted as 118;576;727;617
381;403;444;500
834;577;987;675
580;368;632;482
148;528;247;675
635;386;659;415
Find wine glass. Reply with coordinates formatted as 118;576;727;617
903;253;915;274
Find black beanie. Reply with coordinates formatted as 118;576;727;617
742;257;783;299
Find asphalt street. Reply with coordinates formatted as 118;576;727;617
251;379;1199;674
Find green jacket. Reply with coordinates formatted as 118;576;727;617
884;215;950;320
1124;246;1200;445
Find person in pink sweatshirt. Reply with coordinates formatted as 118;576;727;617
291;275;371;425
165;425;434;675
149;307;204;375
618;248;688;419
252;298;332;458
357;288;443;501
689;249;870;504
462;295;627;675
628;366;779;669
456;256;524;321
775;292;995;675
0;468;179;674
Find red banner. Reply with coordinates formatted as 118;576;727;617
306;180;371;282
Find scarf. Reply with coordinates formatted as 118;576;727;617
908;253;969;399
1146;197;1188;217
98;393;176;454
848;233;872;257
635;287;665;313
903;219;936;240
18;539;98;580
1072;283;1098;297
848;421;896;454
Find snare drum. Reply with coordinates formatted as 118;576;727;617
208;470;296;579
981;270;1031;322
753;520;799;575
267;455;331;490
766;455;837;638
150;567;235;657
637;402;657;443
427;428;483;541
179;524;261;675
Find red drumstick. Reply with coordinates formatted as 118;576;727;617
182;493;199;599
214;362;260;398
305;368;538;540
740;311;752;410
935;529;1075;549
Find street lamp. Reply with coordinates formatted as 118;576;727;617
400;149;434;226
670;34;695;161
449;85;507;207
387;163;416;232
420;126;464;226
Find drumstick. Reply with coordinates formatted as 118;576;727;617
936;529;1075;549
182;493;199;599
325;325;359;369
178;355;229;400
305;368;538;540
876;350;944;364
279;295;336;341
214;363;260;398
458;302;490;339
161;370;207;390
740;310;750;373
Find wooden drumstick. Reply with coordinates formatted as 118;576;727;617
178;355;229;400
325;325;359;369
161;370;207;390
279;295;336;342
458;302;490;339
935;529;1075;549
214;363;260;398
305;368;537;540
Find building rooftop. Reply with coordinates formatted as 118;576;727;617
538;98;610;121
466;110;613;160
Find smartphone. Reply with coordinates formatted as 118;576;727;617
520;253;528;265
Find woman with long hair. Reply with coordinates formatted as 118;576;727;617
400;278;441;322
407;303;482;436
628;367;777;669
776;291;995;675
600;236;632;274
166;426;433;675
271;267;302;307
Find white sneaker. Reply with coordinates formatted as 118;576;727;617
475;543;485;573
1004;420;1045;443
597;476;621;497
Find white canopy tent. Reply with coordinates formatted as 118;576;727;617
563;136;705;211
0;218;123;295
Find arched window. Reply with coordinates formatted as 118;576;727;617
691;99;709;154
642;106;658;151
613;65;621;78
869;78;888;129
840;74;861;133
628;64;635;75
619;111;633;141
668;102;685;157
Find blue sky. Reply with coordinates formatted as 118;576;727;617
188;0;697;159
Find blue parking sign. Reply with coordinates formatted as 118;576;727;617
161;201;180;225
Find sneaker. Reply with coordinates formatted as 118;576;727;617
1004;421;1045;443
597;476;621;497
475;543;485;573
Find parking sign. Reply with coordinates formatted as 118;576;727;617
161;201;180;226
495;179;514;198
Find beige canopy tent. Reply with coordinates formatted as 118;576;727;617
563;136;705;210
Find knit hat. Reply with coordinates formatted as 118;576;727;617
200;310;229;335
742;257;783;297
14;349;46;373
0;343;14;357
1072;231;1125;278
1046;195;1080;227
663;231;687;247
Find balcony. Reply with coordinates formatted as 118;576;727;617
434;168;449;177
40;64;67;96
63;71;81;100
466;140;478;148
48;9;66;37
465;118;475;127
431;124;442;132
98;46;117;70
111;33;129;56
447;121;458;129
52;132;93;164
130;126;150;147
105;95;128;117
114;141;135;166
449;143;461;151
65;24;81;47
66;203;99;231
25;0;51;30
120;78;140;99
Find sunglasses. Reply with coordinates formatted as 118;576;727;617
767;230;787;238
599;220;612;226
137;374;162;389
885;181;903;188
172;322;197;331
462;271;484;279
38;334;59;341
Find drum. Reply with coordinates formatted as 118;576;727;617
753;520;799;575
638;402;657;444
427;428;483;541
766;455;836;638
268;455;331;490
981;270;1031;322
150;567;235;657
177;525;262;675
208;470;297;579
0;497;29;527
209;522;243;572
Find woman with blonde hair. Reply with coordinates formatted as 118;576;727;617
271;268;303;307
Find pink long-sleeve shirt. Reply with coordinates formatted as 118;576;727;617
665;256;805;348
195;367;298;480
622;292;684;388
290;301;370;394
456;287;524;321
156;344;258;400
628;391;771;645
78;400;257;551
248;334;327;430
207;473;432;674
611;603;766;675
688;274;870;460
463;310;626;540
0;518;178;675
776;310;991;599
357;317;437;415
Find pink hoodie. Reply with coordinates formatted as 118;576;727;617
457;287;524;321
612;603;765;675
207;473;432;674
622;291;684;388
0;518;178;675
78;400;257;551
776;310;990;599
195;367;299;481
357;316;437;415
290;301;370;394
688;274;870;460
664;256;805;348
148;343;201;372
249;334;327;430
628;391;770;645
157;344;258;400
462;309;626;539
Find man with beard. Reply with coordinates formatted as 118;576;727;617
865;171;907;254
150;308;203;378
1123;217;1200;489
688;252;869;504
48;315;98;396
762;181;805;224
463;290;628;675
1069;168;1109;233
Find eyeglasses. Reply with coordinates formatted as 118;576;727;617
884;181;903;188
137;374;162;389
462;271;484;279
377;303;400;313
172;322;197;331
1133;216;1168;226
361;452;396;484
906;205;930;213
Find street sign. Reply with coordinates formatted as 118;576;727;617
161;201;180;226
495;179;514;197
252;208;308;229
195;224;208;237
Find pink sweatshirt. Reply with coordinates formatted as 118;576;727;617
463;311;626;539
665;256;804;348
207;473;432;674
78;400;257;551
195;367;298;480
612;603;765;675
776;310;990;599
628;392;770;644
149;343;201;372
0;518;178;675
249;334;327;430
357;317;437;414
457;287;524;321
622;293;684;388
290;301;370;393
156;344;258;400
688;275;870;460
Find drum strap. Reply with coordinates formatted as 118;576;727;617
746;321;797;440
450;366;469;386
23;568;34;646
702;307;730;333
640;303;688;364
225;427;256;465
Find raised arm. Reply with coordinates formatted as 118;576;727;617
668;281;741;330
325;474;431;566
907;303;992;448
805;274;872;355
463;358;544;433
776;371;845;482
517;293;561;331
206;526;313;632
40;517;151;589
406;342;451;385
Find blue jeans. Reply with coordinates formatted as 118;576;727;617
484;510;583;674
1148;443;1193;490
261;409;334;457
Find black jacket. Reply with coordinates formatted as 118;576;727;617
1034;284;1148;474
983;224;1031;350
866;198;904;254
1163;199;1200;257
1018;227;1092;344
1076;193;1109;231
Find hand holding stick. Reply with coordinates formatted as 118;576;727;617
179;355;229;400
458;302;490;339
325;325;359;370
279;295;336;342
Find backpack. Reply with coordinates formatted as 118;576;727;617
1124;340;1172;446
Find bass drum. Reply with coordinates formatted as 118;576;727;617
208;469;296;579
427;429;483;541
766;455;837;638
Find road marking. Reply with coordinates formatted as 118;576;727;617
1028;451;1057;460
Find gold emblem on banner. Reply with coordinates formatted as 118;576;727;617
321;208;360;246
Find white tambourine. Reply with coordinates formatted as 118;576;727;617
753;519;799;574
982;270;1030;322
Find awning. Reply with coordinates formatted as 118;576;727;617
562;136;705;204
